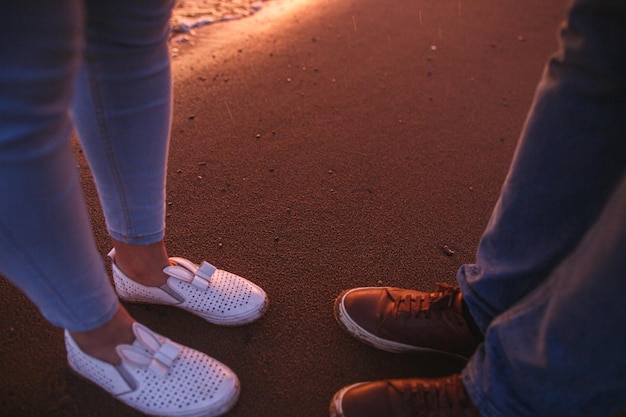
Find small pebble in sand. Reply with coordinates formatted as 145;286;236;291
443;245;456;256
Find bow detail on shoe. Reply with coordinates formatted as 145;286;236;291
117;323;182;377
164;257;217;291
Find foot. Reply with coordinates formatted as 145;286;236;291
112;239;170;287
66;322;240;417
109;248;269;326
333;283;482;359
330;374;482;417
68;306;135;365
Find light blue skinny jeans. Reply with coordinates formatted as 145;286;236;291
0;0;175;332
458;0;626;416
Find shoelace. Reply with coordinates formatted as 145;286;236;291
391;283;459;320
392;376;480;417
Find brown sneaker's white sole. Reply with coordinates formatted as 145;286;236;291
329;382;367;417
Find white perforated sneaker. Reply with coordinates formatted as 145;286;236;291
109;249;268;326
65;322;239;417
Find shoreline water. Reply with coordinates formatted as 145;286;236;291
171;0;265;45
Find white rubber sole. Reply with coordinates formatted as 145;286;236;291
329;382;368;417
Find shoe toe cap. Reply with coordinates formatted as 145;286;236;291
170;269;268;325
338;287;388;334
332;381;395;417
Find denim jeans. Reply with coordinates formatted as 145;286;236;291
0;0;175;331
457;0;626;415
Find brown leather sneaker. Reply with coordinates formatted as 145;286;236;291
330;374;482;417
333;283;482;359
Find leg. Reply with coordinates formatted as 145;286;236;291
330;171;626;417
333;0;626;358
72;0;176;285
458;0;626;332
463;169;626;417
0;0;136;365
0;0;120;335
73;0;268;325
330;0;626;414
0;2;246;415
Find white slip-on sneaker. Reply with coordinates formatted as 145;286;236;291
108;249;268;326
65;322;239;417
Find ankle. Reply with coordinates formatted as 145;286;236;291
70;306;136;365
112;239;170;287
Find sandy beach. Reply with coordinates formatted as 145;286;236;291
5;0;620;416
